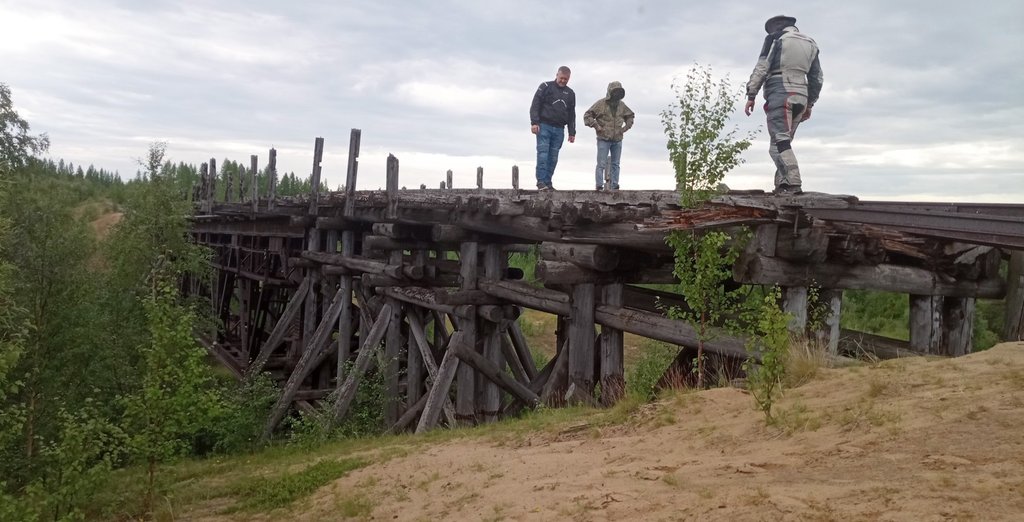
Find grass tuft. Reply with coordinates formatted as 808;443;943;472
229;458;367;512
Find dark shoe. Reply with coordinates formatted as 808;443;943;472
538;184;554;192
596;185;605;191
609;184;620;190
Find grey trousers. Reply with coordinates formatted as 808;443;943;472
764;80;808;189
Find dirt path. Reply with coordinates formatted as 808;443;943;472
204;342;1024;521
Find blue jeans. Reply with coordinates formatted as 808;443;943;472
595;139;622;188
535;123;564;187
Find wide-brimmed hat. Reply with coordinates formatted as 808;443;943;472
765;14;797;33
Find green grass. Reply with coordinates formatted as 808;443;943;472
229;457;368;512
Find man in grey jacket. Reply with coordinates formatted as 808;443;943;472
744;14;823;195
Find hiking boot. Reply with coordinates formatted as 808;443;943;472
596;185;605;191
609;183;620;191
773;184;802;195
538;184;554;192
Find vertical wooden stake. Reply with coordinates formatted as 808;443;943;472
476;166;483;190
446;169;453;190
267;148;278;209
568;284;597;401
455;241;478;425
599;283;624;406
909;295;942;354
512;165;519;190
250;154;258;214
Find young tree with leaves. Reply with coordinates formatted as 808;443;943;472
661;65;757;387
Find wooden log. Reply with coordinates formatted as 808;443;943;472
476;166;483;190
1004;251;1024;341
500;329;530;385
783;286;809;334
536;260;676;285
247;277;310;376
386;154;399;219
384;287;402;425
343;129;361;218
456;241;478;424
433;290;498;305
508;321;538;380
940;297;975;356
250;155;258;214
407;311;457;425
416;332;463;433
446;169;453;190
262;287;354;439
303;251;404;279
267;148;277;209
389;393;428;434
909;295;942;354
309;137;324;214
599;284;625;406
775;223;828;262
451;338;539;408
512;165;519;190
358;273;461;288
478;244;506;421
568;284;597;398
811;289;843;356
330;304;393;425
736;255;1006;298
363;235;438;252
539;242;620;272
838;328;925;359
540;338;570;406
594;306;751;360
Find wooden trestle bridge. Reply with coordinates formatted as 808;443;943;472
187;130;1024;439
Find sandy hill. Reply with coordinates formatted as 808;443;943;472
185;342;1024;522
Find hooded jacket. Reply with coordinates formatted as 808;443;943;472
746;26;823;107
583;81;635;142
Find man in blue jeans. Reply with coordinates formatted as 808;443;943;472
530;66;576;191
584;81;634;190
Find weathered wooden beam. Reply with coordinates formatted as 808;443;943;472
303;251;407;279
416;332;464;433
407;311;457;426
262;286;353;440
536;260;677;285
456;241;478;425
568;284;597;399
838;328;925;359
329;304;393;426
1004;251;1024;341
940;297;975;356
250;155;258;214
599;284;625;406
539;242;620;272
451;337;539;408
735;255;1006;298
909;295;942;354
508;321;538;381
247;277;310;376
309;137;324;214
267;148;277;209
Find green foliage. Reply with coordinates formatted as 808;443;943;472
626;340;678;401
229;458;367;512
0;83;49;170
841;289;909;340
742;288;791;421
287;364;388;446
207;374;280;454
661;64;755;207
661;64;757;387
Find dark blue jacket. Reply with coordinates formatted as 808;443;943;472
530;81;576;136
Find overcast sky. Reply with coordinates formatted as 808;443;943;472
3;0;1023;201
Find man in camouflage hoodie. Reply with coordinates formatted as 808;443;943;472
584;81;635;190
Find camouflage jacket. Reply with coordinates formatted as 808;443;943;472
583;81;635;142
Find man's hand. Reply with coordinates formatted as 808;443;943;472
801;108;813;122
531;125;540;134
568;135;575;144
744;99;756;116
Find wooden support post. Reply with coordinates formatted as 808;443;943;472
267;148;277;209
812;289;843;355
540;242;620;272
384;291;402;425
223;160;233;203
446;169;453;190
336;130;361;384
208;158;217;202
909;295;942;354
478;244;505;422
783;286;809;334
407;311;457;426
541;337;570;405
330;304;393;425
568;284;597;401
508;321;538;380
386;154;399;219
941;297;975;356
200;162;211;213
303;138;325;360
455;241;478;425
476;166;483;190
1005;251;1024;341
237;165;245;202
250;154;258;214
512;165;519;190
309;137;324;214
451;339;539;408
599;283;624;406
262;287;359;439
416;332;464;433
